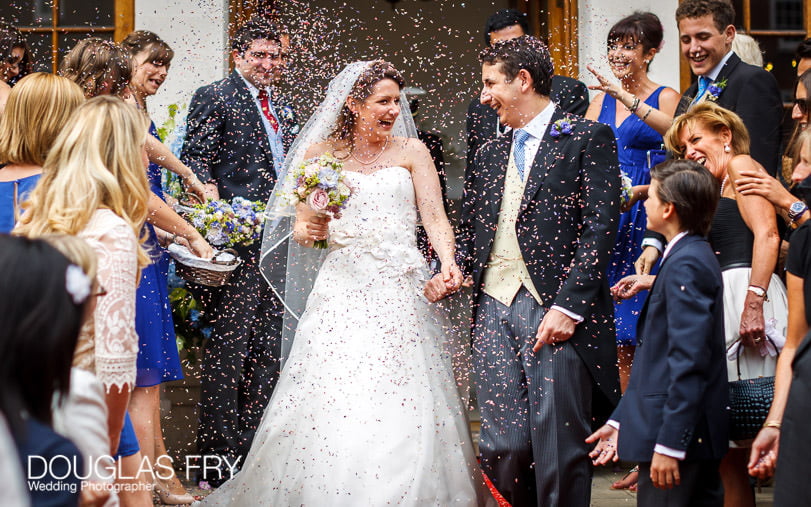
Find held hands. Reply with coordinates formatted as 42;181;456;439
611;274;655;301
533;308;576;351
748;427;779;479
585;424;619;466
424;263;464;302
650;452;681;490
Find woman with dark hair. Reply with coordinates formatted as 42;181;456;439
585;13;680;455
202;61;487;505
0;235;91;506
120;30;199;504
0;23;31;113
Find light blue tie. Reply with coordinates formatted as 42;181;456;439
513;129;530;181
695;76;710;102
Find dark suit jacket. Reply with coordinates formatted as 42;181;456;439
676;52;782;176
466;75;589;165
458;107;621;404
181;71;297;201
613;234;728;462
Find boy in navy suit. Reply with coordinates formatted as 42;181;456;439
587;159;728;506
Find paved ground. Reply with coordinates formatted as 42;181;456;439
165;465;774;506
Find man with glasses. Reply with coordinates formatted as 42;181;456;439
181;16;296;487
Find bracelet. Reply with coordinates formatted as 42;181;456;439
625;96;641;113
641;106;653;121
762;420;781;430
747;285;769;301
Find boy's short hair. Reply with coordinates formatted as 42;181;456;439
650;159;719;236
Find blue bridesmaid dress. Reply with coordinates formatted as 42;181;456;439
598;87;665;346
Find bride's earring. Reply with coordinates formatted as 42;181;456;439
724;144;731;153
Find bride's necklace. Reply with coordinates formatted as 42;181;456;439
350;136;389;165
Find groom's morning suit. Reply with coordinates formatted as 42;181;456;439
459;103;621;506
181;69;296;481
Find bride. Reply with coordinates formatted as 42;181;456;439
202;60;491;505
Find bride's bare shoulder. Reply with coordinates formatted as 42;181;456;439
303;141;334;159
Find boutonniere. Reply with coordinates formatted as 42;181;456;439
549;119;573;138
706;78;727;102
279;105;300;134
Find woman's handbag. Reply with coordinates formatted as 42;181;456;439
728;339;776;441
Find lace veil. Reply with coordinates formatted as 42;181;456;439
259;60;418;364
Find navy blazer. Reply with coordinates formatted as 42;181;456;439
181;71;297;202
676;52;782;176
613;234;728;462
458;107;622;405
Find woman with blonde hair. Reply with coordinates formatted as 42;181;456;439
0;73;84;233
15;95;154;506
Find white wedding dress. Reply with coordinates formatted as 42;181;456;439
203;166;489;506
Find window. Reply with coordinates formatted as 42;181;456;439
509;0;580;79
0;0;133;73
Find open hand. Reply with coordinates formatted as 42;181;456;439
586;424;619;465
611;274;655;301
586;64;622;99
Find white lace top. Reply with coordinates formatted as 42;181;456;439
74;209;140;391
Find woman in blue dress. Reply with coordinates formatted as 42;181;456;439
0;73;83;233
122;31;215;504
585;12;680;488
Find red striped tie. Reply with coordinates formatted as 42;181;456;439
257;89;279;132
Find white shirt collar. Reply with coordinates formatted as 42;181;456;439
662;231;689;260
236;69;269;99
515;100;556;141
704;50;734;82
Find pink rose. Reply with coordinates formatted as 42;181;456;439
306;188;330;212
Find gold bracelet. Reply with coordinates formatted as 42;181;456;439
762;420;781;430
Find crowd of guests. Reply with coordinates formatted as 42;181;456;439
2;0;811;505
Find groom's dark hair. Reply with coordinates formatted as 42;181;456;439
231;17;284;55
479;35;553;97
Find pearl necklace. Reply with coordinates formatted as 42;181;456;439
720;175;729;196
351;136;390;165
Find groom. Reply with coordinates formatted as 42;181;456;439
458;35;621;506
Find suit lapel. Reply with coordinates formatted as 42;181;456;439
520;108;565;214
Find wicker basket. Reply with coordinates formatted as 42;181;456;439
169;245;242;287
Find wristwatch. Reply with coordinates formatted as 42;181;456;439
747;285;768;299
787;201;808;224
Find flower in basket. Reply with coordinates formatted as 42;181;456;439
549;118;573;138
289;153;354;249
185;197;266;248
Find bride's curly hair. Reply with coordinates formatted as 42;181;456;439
330;60;404;153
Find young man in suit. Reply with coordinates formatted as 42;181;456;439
465;8;589;165
180;17;297;486
458;35;621;506
588;160;728;506
637;0;783;274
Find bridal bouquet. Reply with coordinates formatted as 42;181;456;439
289;153;353;249
184;196;265;247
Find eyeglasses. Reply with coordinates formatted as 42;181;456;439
795;98;808;115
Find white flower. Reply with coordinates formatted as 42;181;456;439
65;264;91;304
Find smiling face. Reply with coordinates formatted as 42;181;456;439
480;61;526;129
678;14;734;77
1;46;24;82
349;78;401;137
677;121;732;179
607;36;656;80
131;48;168;97
233;37;289;89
